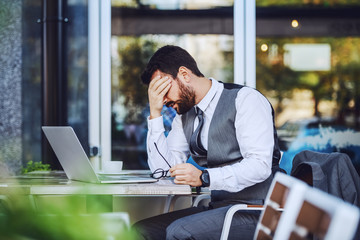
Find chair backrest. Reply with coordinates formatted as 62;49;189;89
223;172;359;240
285;187;360;240
254;172;309;240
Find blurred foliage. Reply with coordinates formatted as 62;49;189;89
256;37;360;128
0;193;136;239
256;40;299;114
256;0;360;7
222;49;234;83
111;0;360;8
110;35;360;128
112;0;138;7
111;0;234;9
21;161;51;174
109;1;360;129
112;37;157;124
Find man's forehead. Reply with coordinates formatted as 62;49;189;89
150;70;172;81
151;70;163;79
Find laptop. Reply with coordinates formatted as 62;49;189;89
42;126;157;184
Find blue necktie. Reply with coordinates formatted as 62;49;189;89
190;107;207;156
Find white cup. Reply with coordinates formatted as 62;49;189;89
102;161;123;174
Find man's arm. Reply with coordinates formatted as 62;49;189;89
147;113;190;172
207;87;274;192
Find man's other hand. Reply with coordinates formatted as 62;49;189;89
170;163;202;187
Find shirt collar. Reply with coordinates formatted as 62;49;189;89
196;78;220;112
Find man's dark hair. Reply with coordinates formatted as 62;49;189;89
141;45;204;84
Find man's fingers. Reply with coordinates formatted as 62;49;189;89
150;76;169;93
148;75;171;119
170;166;194;179
149;78;171;101
148;75;162;88
170;164;189;175
173;178;187;184
154;79;169;94
173;175;198;186
170;163;190;171
157;80;171;98
174;174;190;181
170;169;186;177
170;163;203;187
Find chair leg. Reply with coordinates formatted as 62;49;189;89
192;194;211;207
220;205;265;240
220;205;248;240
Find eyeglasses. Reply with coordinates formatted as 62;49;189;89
150;168;170;179
151;143;172;179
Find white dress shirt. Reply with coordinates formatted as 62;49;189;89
147;78;274;193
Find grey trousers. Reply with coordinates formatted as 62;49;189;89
132;205;260;240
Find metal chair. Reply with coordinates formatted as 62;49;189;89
278;186;360;240
220;172;309;240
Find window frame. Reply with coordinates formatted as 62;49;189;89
89;0;256;170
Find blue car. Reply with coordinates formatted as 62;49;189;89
277;118;360;175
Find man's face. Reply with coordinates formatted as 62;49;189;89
166;77;196;114
152;70;195;114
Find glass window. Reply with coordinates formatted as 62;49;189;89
255;2;360;175
112;0;233;9
256;0;360;7
1;0;89;173
67;0;89;154
111;1;234;169
22;0;89;170
22;1;42;168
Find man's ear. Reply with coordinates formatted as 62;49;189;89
178;66;191;83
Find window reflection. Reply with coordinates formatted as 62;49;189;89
256;37;360;175
110;35;233;169
110;0;360;175
256;0;360;7
112;0;233;9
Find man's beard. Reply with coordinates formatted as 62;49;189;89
166;79;195;115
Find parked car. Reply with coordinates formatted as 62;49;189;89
277;117;360;175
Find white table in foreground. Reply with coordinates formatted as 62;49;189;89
28;179;191;196
0;175;192;214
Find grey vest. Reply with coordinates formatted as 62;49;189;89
182;83;281;205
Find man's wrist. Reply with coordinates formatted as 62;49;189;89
149;112;161;119
200;170;210;187
149;106;163;120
